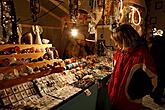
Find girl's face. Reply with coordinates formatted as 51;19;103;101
111;36;123;49
114;41;123;49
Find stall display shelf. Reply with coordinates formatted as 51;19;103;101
0;67;64;90
0;44;57;89
0;59;64;73
0;44;52;51
0;46;112;110
0;52;46;60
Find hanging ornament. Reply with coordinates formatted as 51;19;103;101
69;0;79;24
129;6;141;26
30;0;40;22
88;21;96;34
109;0;123;32
1;0;18;44
89;0;103;25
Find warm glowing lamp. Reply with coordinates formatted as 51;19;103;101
71;28;78;37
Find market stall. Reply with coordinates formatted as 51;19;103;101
0;0;150;109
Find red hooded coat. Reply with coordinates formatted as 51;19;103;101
108;46;157;110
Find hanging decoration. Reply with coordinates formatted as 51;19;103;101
30;0;42;44
88;21;96;34
105;0;123;25
68;0;79;24
30;0;40;22
87;0;104;42
128;5;143;36
68;0;79;38
101;0;106;36
1;0;18;44
88;0;97;34
119;4;130;24
0;3;2;42
129;6;141;26
119;0;146;36
104;0;111;24
152;27;164;37
62;0;88;37
108;0;123;32
88;0;103;33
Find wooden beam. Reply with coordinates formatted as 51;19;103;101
21;24;61;30
26;0;62;21
40;6;62;21
49;0;69;14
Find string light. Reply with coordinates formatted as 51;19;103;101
129;6;141;26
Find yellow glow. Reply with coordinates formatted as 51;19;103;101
120;0;123;13
153;29;164;36
71;28;78;37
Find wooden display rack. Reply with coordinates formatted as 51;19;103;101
0;67;65;90
0;44;52;60
0;52;46;60
0;44;52;51
0;59;63;74
0;44;64;90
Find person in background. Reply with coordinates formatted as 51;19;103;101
63;33;88;59
107;24;157;110
149;35;165;105
85;40;96;55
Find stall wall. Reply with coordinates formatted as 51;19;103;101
146;0;165;38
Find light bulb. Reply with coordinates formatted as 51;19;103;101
71;28;78;37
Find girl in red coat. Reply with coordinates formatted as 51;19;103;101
108;24;157;110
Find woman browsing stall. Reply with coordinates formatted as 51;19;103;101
108;24;157;110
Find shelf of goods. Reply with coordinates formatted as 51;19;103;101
0;44;65;89
0;52;46;60
0;46;113;110
0;44;52;60
0;44;52;51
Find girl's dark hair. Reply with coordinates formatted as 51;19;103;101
112;24;147;48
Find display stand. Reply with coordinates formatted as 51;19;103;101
0;45;112;110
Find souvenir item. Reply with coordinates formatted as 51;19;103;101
24;65;34;74
13;69;19;77
0;73;4;80
42;39;49;44
25;32;33;44
12;86;19;93
5;88;13;95
9;95;17;103
15;93;23;101
2;97;11;106
32;25;43;45
21;91;28;98
26;89;32;96
17;84;24;91
0;90;7;98
23;83;29;89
